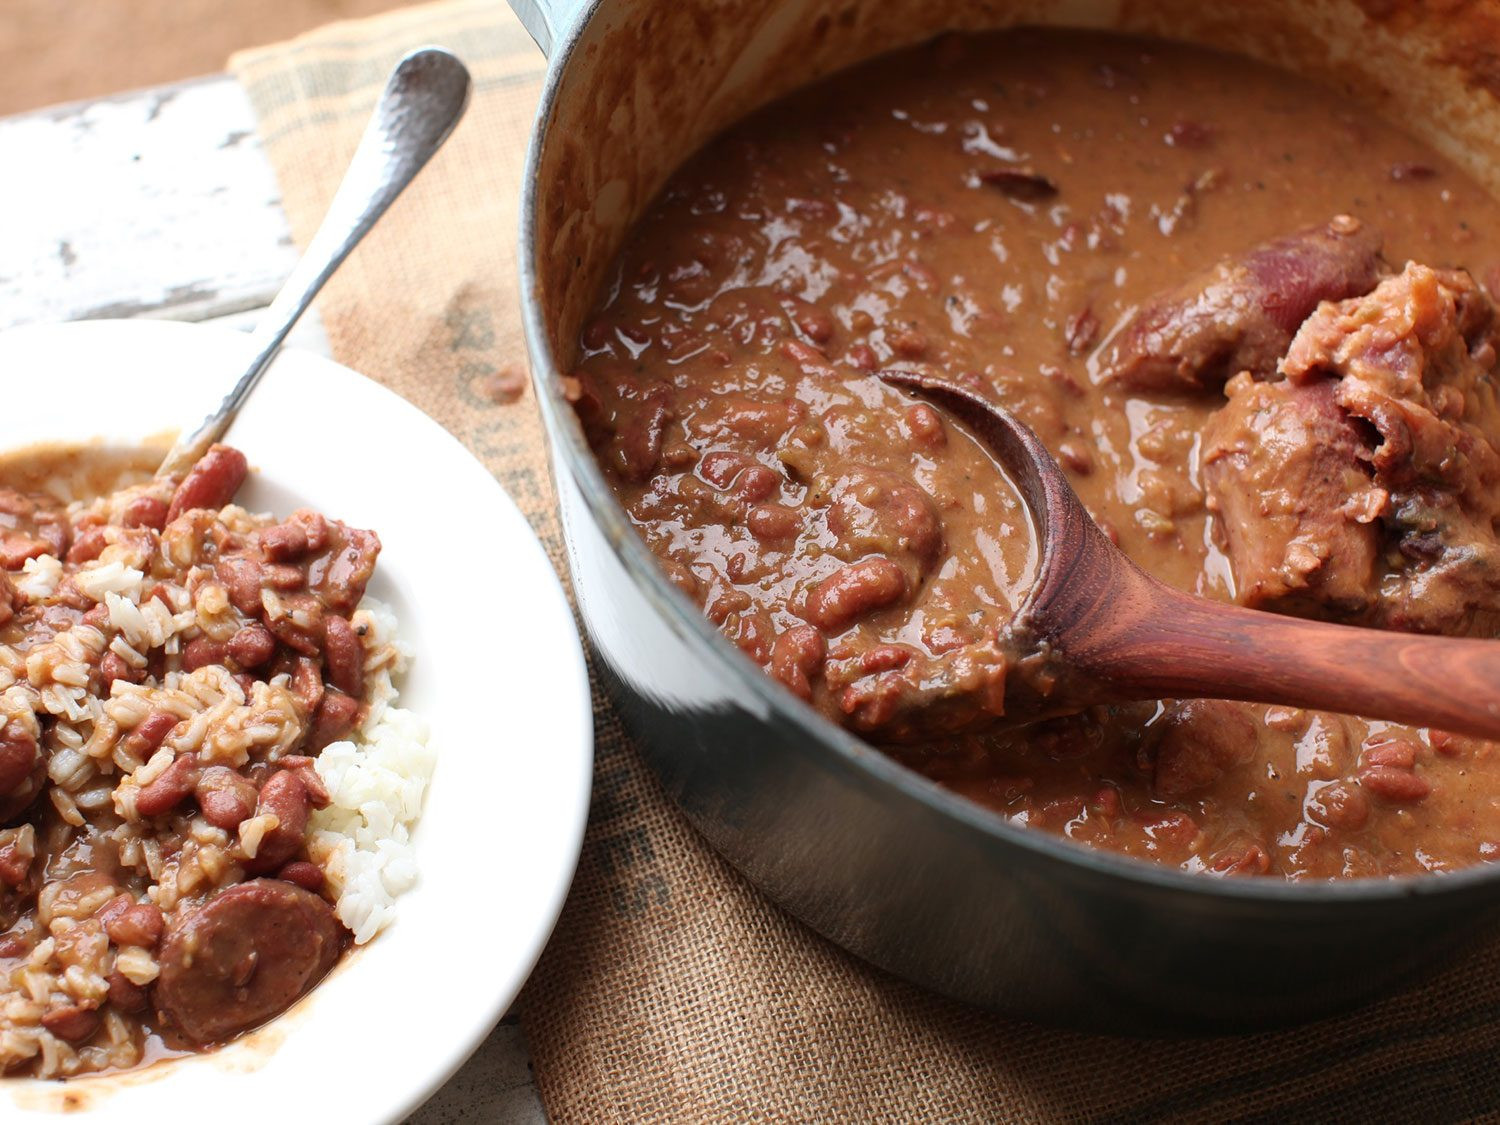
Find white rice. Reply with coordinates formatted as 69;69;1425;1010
309;597;434;945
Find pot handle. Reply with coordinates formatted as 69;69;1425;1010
508;0;586;58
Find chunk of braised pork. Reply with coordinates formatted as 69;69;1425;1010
1209;262;1500;633
1100;217;1384;393
1150;700;1259;798
1202;375;1381;616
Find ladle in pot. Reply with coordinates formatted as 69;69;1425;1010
883;370;1500;740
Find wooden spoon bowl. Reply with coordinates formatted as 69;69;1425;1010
883;370;1500;739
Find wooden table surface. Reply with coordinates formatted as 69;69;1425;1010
0;75;546;1125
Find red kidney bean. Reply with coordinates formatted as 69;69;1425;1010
903;404;947;449
616;387;671;482
1360;766;1432;803
121;710;179;760
65;526;108;565
41;1003;101;1042
181;637;227;673
1091;786;1122;817
779;337;838;378
770;626;825;702
0;720;37;796
859;645;911;673
1137;810;1201;850
0;533;50;570
305;691;359;753
731;612;774;665
247;770;311;871
264;593;324;656
292;510;330;553
216;556;264;616
80;603;110;630
794;305;835;344
261;564;306;590
316;526;381;613
804;558;908;631
1065;307;1101;355
276;861;325;893
107;971;149;1014
96;893;133;932
1306;780;1371;831
260;522;309;561
289;657;325;715
227;623;277;669
99;651;138;692
279;756;331;809
194;766;259;831
105;902;164;948
844;343;879;372
134;754;201;818
166;444;249;523
1363;739;1418;770
322;615;364;698
889;326;929;358
1210;843;1271;876
697;450;755;490
734;466;781;502
1429;730;1463;757
747;503;800;541
121;494;170;531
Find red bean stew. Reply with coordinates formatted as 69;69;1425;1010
0;444;387;1076
572;29;1500;880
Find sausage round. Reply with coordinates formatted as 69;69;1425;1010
154;879;345;1044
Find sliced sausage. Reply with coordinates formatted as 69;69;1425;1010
154;879;345;1044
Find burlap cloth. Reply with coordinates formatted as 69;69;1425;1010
229;3;1500;1120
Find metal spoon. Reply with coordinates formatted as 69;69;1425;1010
883;370;1500;739
157;46;471;479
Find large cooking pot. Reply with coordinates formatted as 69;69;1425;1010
508;0;1500;1031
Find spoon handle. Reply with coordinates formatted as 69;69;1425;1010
158;47;471;478
1068;573;1500;739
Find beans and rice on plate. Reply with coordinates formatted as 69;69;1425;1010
0;442;433;1077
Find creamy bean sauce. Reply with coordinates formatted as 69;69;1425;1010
573;29;1500;879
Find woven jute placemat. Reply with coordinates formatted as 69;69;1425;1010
230;3;1500;1120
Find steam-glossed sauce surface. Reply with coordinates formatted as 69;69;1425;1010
572;29;1500;879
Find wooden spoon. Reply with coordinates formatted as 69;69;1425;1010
883;370;1500;739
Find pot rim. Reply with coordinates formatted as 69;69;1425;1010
515;0;1500;909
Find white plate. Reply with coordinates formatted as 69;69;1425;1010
0;320;591;1124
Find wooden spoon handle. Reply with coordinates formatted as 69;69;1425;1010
1066;575;1500;738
